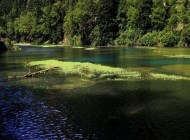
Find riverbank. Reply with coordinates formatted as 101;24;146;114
0;40;21;51
14;43;98;50
14;43;190;50
13;43;146;48
14;43;66;48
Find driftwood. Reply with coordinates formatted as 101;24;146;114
8;67;60;79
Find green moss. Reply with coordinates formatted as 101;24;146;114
28;60;141;80
33;44;65;48
150;73;190;80
14;43;65;48
28;60;190;81
165;55;190;58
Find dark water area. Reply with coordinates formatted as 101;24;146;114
1;46;190;139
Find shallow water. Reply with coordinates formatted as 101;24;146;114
1;47;190;139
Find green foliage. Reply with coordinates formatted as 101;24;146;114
167;14;178;31
127;6;139;29
159;31;180;47
96;0;119;46
179;25;190;47
72;35;82;46
151;0;168;30
64;0;98;46
5;38;11;46
138;31;158;46
137;0;153;32
90;26;101;46
14;11;37;42
0;26;6;37
115;28;142;46
6;21;15;37
0;0;190;47
117;0;128;32
117;0;140;38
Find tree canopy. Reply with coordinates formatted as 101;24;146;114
0;0;190;47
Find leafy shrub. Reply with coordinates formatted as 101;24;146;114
5;38;14;49
5;38;11;46
72;35;82;46
28;60;140;80
138;31;158;46
159;31;180;47
114;35;131;46
179;25;190;47
90;26;101;46
115;28;142;46
0;26;6;37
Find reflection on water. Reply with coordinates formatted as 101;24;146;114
0;81;85;140
1;47;190;139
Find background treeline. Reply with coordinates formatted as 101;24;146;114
0;0;190;47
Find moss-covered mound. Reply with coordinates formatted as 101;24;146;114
28;60;141;80
28;60;190;81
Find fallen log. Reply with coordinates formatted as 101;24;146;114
8;67;60;79
24;67;60;78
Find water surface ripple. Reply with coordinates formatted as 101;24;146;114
0;80;87;140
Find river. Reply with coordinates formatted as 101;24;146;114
1;46;190;140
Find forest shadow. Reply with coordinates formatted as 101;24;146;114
2;79;190;140
35;80;190;140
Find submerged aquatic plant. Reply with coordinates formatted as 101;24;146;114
28;60;141;80
162;64;190;76
165;54;190;59
28;60;190;81
150;73;190;80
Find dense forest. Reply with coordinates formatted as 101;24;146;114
0;0;190;47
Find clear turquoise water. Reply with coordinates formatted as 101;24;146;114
1;47;190;140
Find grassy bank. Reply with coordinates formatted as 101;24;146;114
14;43;66;48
